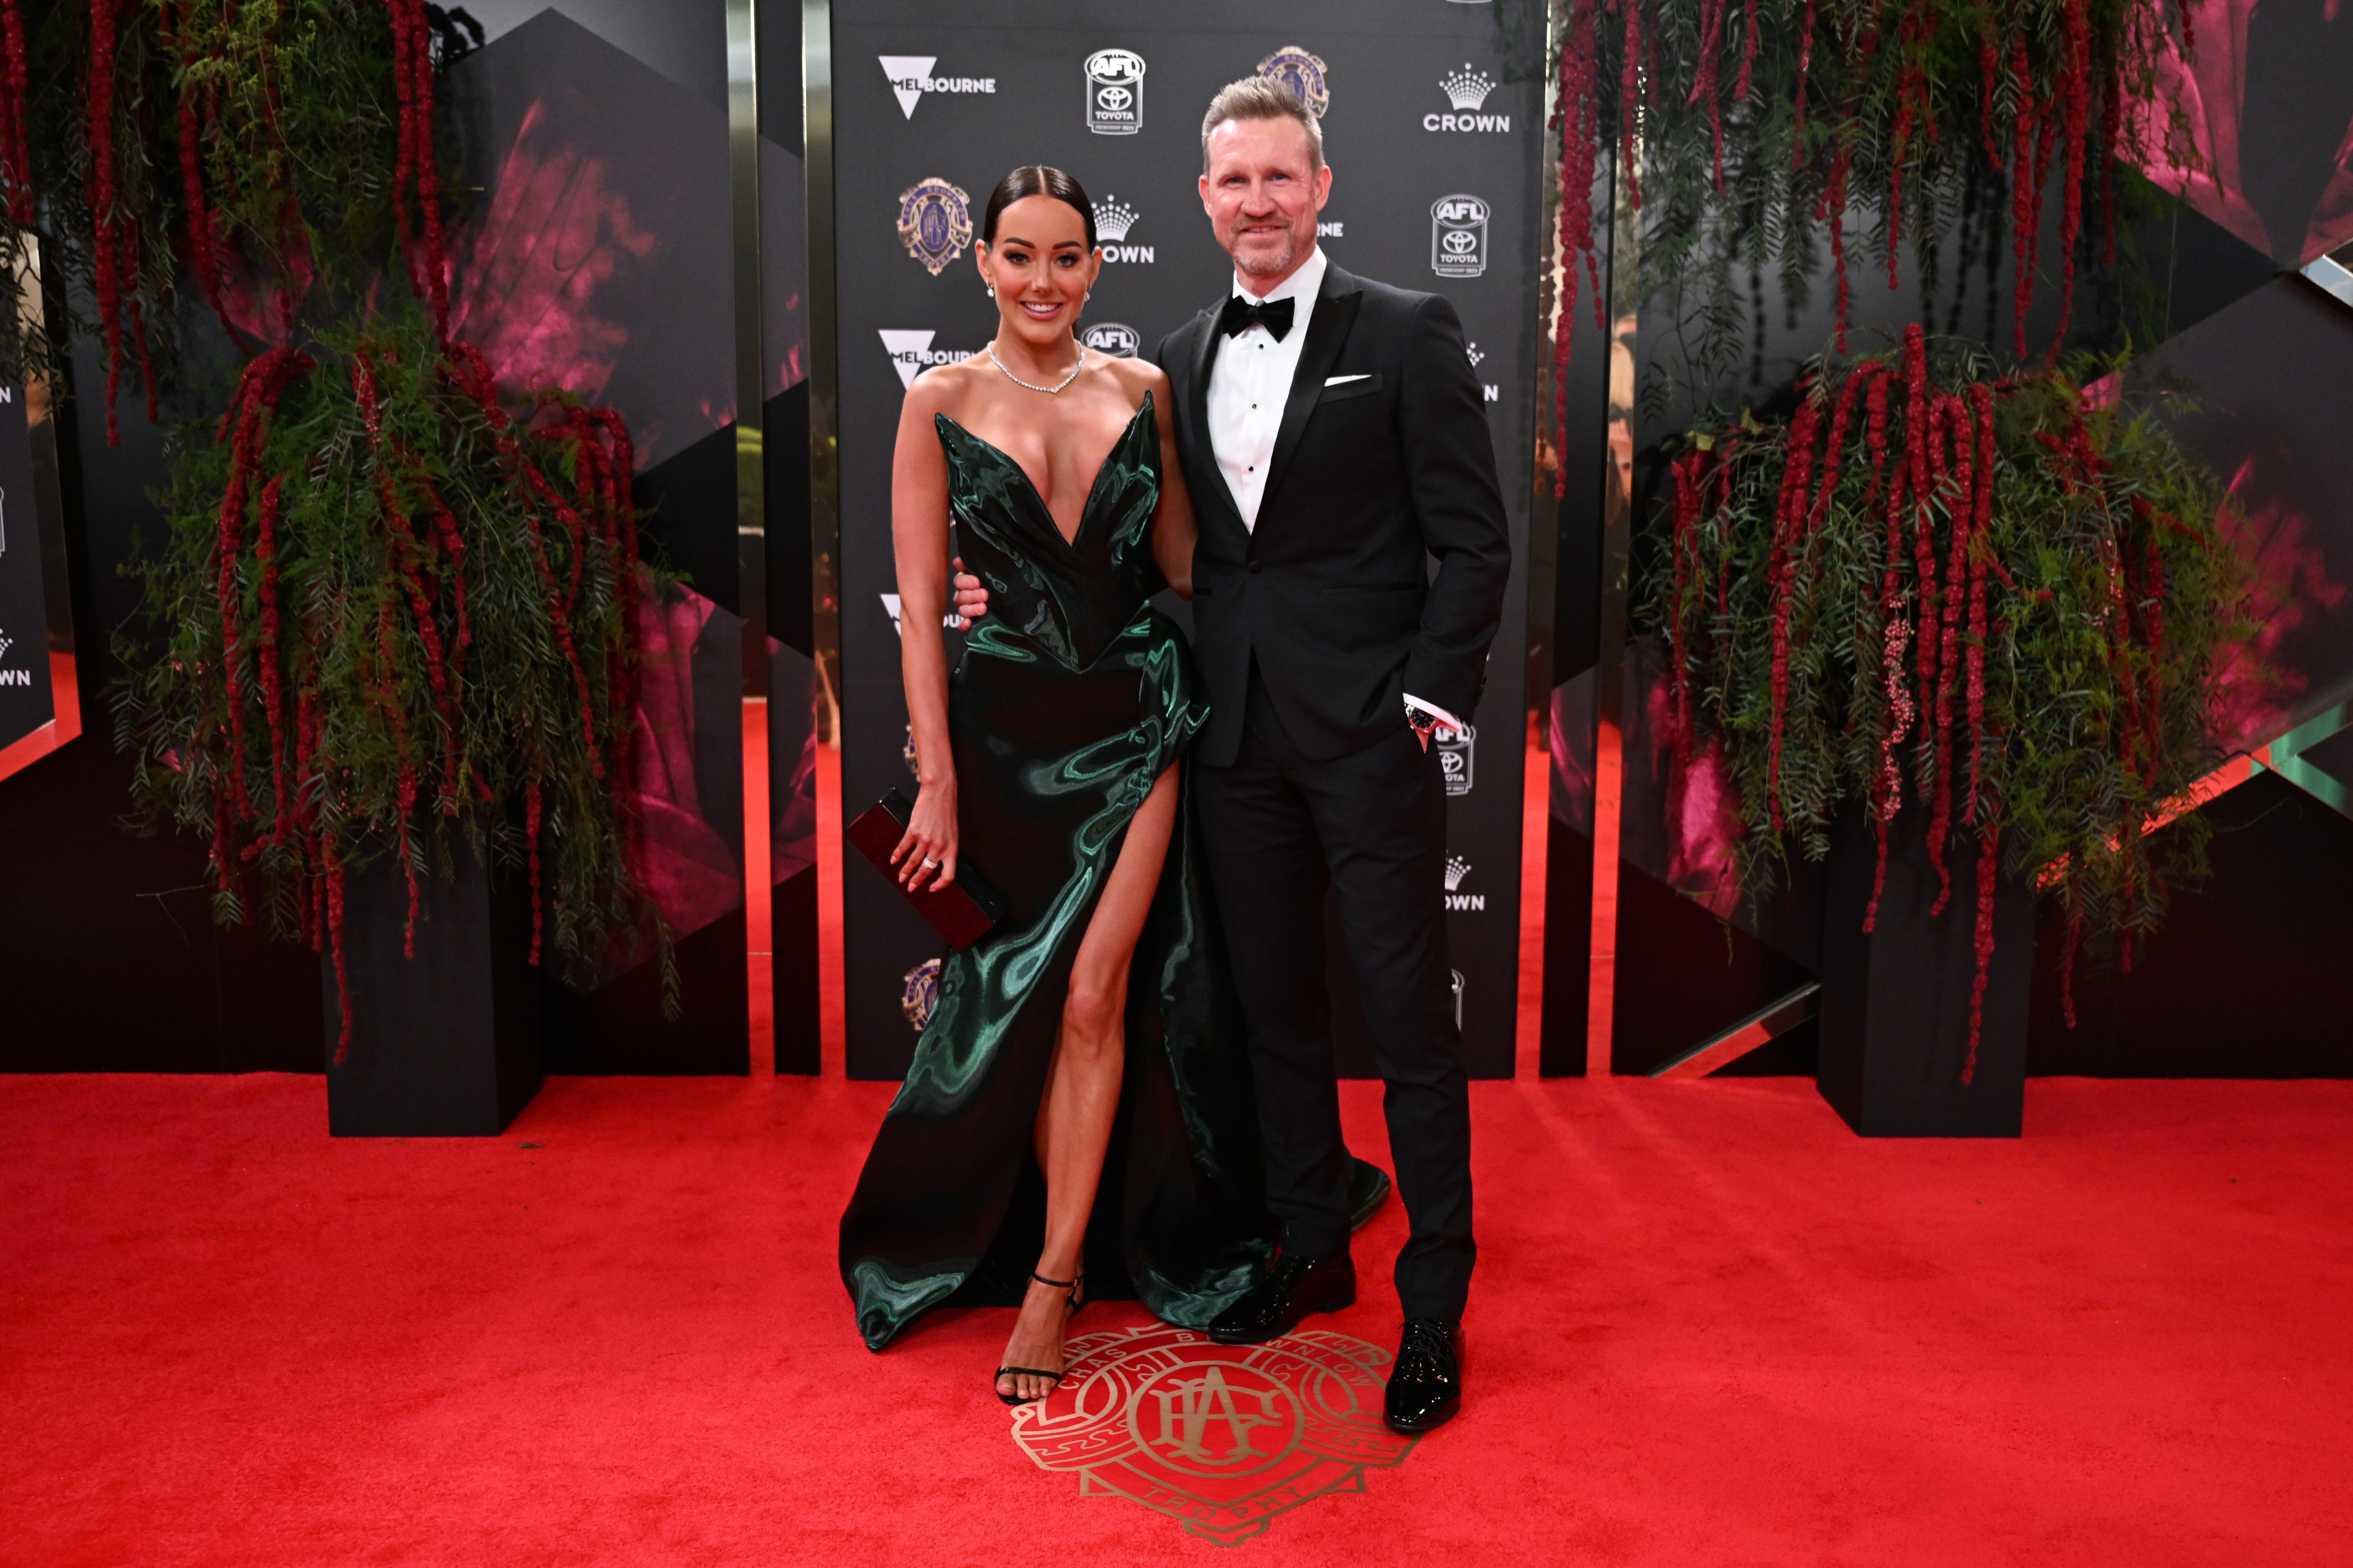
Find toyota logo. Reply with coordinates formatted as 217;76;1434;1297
1097;86;1132;110
1442;229;1477;254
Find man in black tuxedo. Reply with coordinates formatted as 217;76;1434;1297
958;78;1508;1433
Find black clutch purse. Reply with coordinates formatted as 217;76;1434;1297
846;788;1007;950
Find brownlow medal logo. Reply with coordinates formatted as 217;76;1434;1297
1009;1325;1417;1545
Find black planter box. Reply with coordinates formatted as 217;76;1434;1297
321;843;540;1137
1817;807;2033;1137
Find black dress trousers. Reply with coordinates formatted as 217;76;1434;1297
1193;666;1476;1322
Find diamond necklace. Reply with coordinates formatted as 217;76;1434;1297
987;341;1087;395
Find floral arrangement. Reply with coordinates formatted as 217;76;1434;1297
0;0;474;431
1551;0;2200;475
114;310;662;1056
1645;326;2244;1071
0;1;675;1049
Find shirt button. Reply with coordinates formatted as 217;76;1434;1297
1247;560;1263;574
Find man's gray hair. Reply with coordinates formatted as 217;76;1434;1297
1200;76;1325;173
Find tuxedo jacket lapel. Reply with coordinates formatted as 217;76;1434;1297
1259;265;1363;525
1183;310;1249;540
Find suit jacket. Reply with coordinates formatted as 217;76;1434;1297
1157;261;1512;767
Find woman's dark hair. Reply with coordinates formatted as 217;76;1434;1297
982;165;1096;252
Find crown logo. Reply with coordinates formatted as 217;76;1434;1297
1444;855;1472;892
0;627;12;662
1093;195;1140;243
1465;341;1486;367
1440;65;1494;111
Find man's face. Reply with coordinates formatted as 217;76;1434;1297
1198;115;1332;284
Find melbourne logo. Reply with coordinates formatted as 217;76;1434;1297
1430;194;1489;280
1091;196;1151;263
1084;48;1145;135
1255;45;1330;118
1010;1326;1418;1546
1081;321;1140;357
877;55;996;120
1426;65;1509;132
895;177;973;275
1443;855;1484;911
877;330;976;390
1434;719;1475;795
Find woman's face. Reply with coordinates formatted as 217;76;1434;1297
976;195;1100;348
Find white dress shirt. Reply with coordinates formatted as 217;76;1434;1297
1206;246;1325;532
1204;244;1465;737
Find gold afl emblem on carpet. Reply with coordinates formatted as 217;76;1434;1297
1009;1325;1417;1546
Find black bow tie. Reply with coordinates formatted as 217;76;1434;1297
1219;293;1296;342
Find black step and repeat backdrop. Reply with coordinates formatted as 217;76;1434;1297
830;0;1546;1080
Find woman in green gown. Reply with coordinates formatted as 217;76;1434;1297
838;167;1275;1400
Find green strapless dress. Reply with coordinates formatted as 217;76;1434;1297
839;394;1277;1352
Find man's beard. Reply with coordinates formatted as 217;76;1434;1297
1231;221;1301;277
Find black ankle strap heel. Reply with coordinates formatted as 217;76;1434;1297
994;1269;1085;1406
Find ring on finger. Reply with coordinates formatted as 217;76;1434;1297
922;857;940;869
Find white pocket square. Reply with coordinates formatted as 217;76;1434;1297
1323;373;1371;385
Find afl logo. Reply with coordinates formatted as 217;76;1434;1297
896;177;973;276
1255;45;1330;119
1430;194;1489;279
1085;48;1145;135
1081;321;1140;357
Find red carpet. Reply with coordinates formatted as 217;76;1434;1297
4;1074;2350;1563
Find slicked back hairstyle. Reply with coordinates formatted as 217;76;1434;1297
982;165;1097;252
1199;75;1325;174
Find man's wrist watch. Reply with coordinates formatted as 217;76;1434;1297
1406;704;1443;743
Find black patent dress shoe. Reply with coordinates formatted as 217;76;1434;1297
1207;1253;1357;1345
1384;1317;1463;1433
1346;1157;1392;1233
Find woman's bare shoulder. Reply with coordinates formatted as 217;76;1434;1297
1101;353;1171;409
902;357;990;425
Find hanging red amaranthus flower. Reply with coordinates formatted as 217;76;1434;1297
384;0;450;339
1551;0;1607;499
86;0;129;443
0;0;30;224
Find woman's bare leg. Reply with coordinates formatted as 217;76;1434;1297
997;765;1180;1402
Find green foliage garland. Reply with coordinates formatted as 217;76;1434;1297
115;308;664;1054
1643;330;2244;1066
